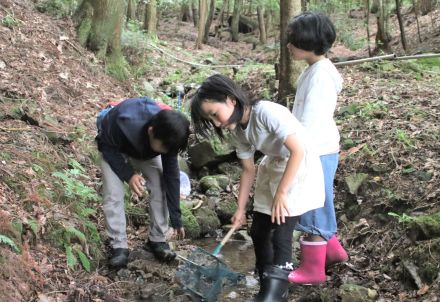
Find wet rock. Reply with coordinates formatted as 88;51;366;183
216;195;238;225
188;139;235;169
194;206;221;237
218;162;242;181
339;283;378;302
181;204;201;239
199;175;230;192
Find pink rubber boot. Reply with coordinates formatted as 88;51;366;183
326;235;349;267
288;238;327;285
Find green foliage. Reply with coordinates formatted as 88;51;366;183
339;100;388;120
50;160;102;271
0;234;20;253
395;129;415;150
1;14;22;28
388;212;415;223
105;52;131;81
35;0;79;18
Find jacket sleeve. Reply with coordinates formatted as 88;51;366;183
161;153;182;229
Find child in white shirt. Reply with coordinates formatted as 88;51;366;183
286;12;349;285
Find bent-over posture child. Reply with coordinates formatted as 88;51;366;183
286;12;349;285
96;97;190;268
191;74;325;301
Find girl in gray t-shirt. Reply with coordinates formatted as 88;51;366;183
191;74;325;301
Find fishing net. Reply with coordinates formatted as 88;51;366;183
175;247;244;302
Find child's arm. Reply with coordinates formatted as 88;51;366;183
272;134;305;225
231;157;256;228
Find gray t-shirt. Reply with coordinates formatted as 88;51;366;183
230;101;325;216
232;100;307;159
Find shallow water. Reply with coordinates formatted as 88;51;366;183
187;238;258;301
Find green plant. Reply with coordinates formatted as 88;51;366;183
395;129;415;150
50;160;101;271
1;14;22;28
388;212;415;223
35;0;79;18
0;234;20;253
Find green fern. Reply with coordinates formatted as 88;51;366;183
0;234;20;252
77;250;91;272
64;226;86;244
27;219;39;235
65;244;77;269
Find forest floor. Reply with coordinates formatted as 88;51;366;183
0;0;439;301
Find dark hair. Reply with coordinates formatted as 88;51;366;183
190;74;254;139
149;110;190;153
286;12;336;55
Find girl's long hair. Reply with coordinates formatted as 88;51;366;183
191;74;255;139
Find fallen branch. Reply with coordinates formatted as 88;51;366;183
334;53;440;66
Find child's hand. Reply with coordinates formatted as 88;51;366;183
129;174;146;197
231;208;246;228
271;193;291;225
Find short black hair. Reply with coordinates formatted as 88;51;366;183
191;74;254;139
286;12;336;55
149;110;190;153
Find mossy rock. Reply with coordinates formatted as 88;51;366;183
216;196;238;225
194;207;220;237
199;176;221;193
181;205;201;239
218;162;242;181
407;211;440;240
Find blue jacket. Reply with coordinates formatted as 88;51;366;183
96;97;181;228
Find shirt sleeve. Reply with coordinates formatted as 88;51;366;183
259;104;298;143
161;153;182;229
231;131;255;159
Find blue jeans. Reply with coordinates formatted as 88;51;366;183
295;153;339;240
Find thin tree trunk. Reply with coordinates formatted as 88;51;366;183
196;0;207;49
192;0;199;27
412;0;422;42
375;0;391;52
257;5;267;44
203;0;216;43
366;0;372;56
265;9;272;35
231;0;242;42
143;0;157;39
395;0;407;52
278;0;303;107
219;0;228;27
127;0;136;22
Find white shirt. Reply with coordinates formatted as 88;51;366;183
231;101;325;216
292;58;343;155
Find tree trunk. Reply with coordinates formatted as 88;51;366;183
395;0;407;52
127;0;136;22
278;0;303;107
219;0;228;27
257;5;266;44
231;0;242;42
203;0;216;43
143;0;157;39
75;0;128;80
196;0;208;49
180;2;193;22
412;0;422;43
136;0;145;22
375;0;391;53
192;0;199;27
366;0;372;56
265;9;272;35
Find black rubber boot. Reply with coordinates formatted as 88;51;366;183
253;266;289;302
109;248;129;268
145;240;176;262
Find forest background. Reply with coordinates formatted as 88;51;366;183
0;0;439;301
